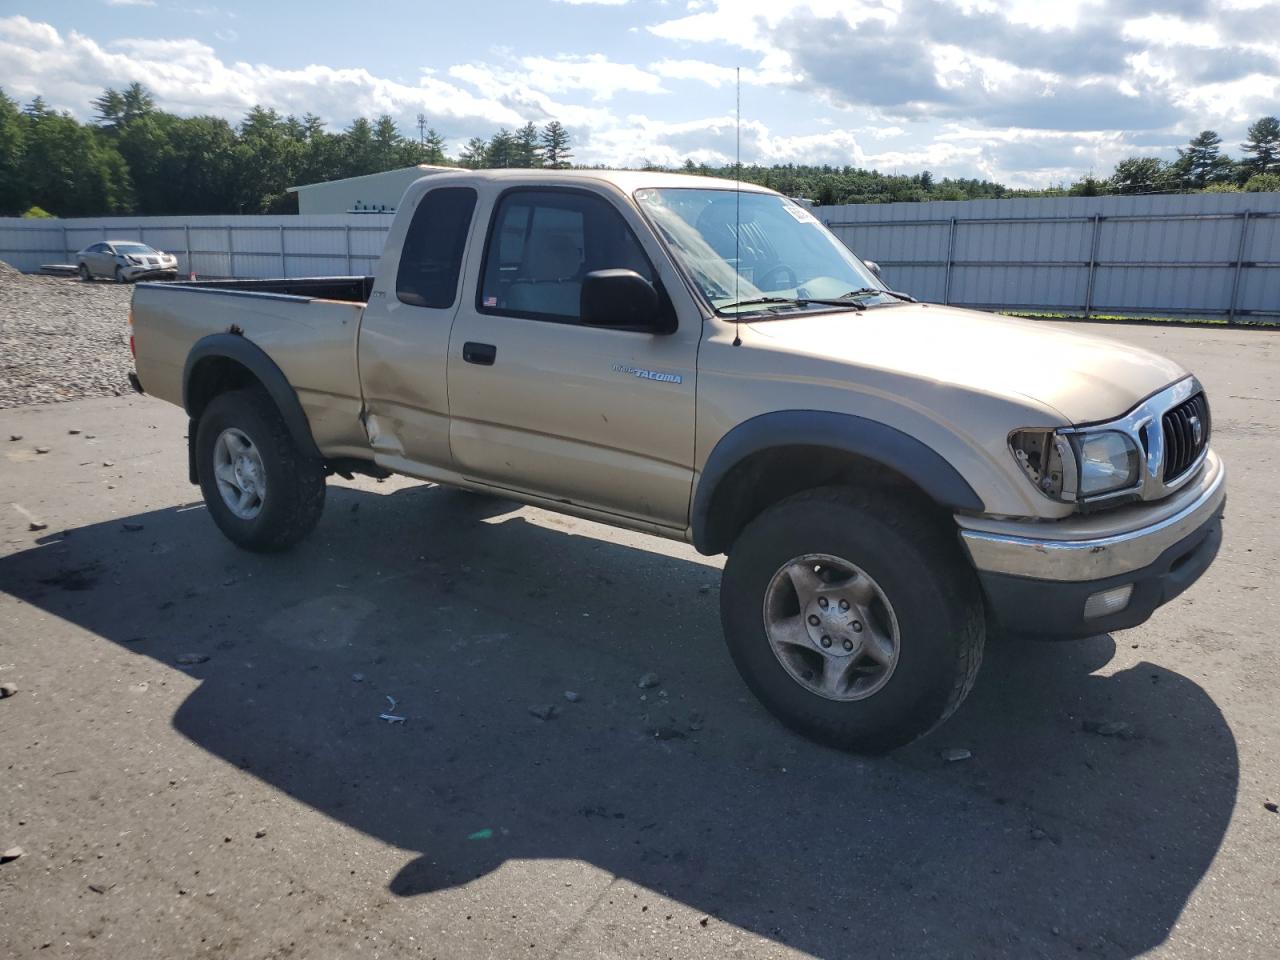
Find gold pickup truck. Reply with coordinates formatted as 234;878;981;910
129;169;1225;753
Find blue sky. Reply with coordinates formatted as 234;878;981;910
3;0;1278;187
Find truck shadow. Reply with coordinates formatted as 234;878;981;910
0;482;1237;958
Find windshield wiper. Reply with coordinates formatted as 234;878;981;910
718;295;866;313
839;287;917;303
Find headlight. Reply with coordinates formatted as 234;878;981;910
1010;428;1141;504
127;255;142;265
1072;431;1140;497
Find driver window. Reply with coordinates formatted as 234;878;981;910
479;189;654;324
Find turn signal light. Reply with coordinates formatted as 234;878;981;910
1083;583;1133;620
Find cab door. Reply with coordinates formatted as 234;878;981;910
357;185;479;470
445;185;700;529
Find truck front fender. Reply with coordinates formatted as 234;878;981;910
691;410;985;555
183;334;323;478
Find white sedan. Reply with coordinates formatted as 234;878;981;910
77;241;179;283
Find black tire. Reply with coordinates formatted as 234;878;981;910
78;262;92;281
114;266;127;283
720;486;984;753
195;387;326;552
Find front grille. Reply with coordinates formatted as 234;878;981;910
1162;392;1210;482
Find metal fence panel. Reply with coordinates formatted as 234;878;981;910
0;213;395;278
820;192;1280;321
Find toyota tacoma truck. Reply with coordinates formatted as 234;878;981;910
128;169;1226;753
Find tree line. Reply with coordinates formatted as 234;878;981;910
0;83;1276;218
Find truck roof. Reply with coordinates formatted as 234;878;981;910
404;167;779;195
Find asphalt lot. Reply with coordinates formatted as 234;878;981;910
1;321;1277;959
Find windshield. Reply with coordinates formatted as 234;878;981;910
112;243;157;255
635;188;887;315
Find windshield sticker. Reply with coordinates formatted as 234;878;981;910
784;204;819;224
612;363;683;385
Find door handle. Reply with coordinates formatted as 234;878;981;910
463;342;497;366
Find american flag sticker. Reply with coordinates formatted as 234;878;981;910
483;296;498;307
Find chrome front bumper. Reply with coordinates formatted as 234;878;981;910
960;451;1226;583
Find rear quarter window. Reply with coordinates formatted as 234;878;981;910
396;187;479;309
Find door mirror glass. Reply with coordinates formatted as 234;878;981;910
580;270;669;332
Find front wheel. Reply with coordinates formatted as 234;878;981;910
195;387;326;552
114;266;127;283
720;487;984;753
78;262;92;281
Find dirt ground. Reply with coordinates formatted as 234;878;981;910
0;321;1277;959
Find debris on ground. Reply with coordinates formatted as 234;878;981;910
174;653;210;665
687;711;705;732
698;584;712;595
1082;719;1134;738
467;828;493;840
637;672;661;689
27;520;47;532
563;691;581;703
34;446;50;454
68;429;80;435
9;434;21;441
941;747;972;762
1264;801;1278;814
1;847;23;863
379;713;406;724
121;522;144;532
529;704;560;721
351;672;365;682
255;829;267;839
0;682;18;699
651;725;686;741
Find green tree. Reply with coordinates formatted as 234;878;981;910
1240;116;1280;178
514;121;542;167
342;117;377;177
540;120;572;168
459;136;488;169
91;88;127;132
1108;156;1174;194
1243;172;1280;192
1174;130;1234;188
0;89;26;215
486;128;518;168
371;114;403;170
19;104;132;215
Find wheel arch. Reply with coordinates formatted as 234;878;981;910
183;334;321;483
691;411;985;556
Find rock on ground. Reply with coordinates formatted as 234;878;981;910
0;268;133;409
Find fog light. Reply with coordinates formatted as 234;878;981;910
1084;583;1133;620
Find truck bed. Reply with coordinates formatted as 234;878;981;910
148;276;375;303
131;275;373;460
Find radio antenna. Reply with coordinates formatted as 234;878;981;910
733;66;742;347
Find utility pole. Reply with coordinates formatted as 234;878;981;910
416;113;427;146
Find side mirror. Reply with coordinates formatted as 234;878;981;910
580;269;672;333
863;259;883;280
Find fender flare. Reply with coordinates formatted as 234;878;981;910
183;333;323;464
690;410;985;554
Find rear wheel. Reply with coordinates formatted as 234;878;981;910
195;387;326;552
720;486;984;753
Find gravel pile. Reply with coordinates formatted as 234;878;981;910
0;267;134;408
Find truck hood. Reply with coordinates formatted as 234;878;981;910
745;303;1188;425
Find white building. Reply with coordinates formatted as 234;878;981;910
286;165;453;215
